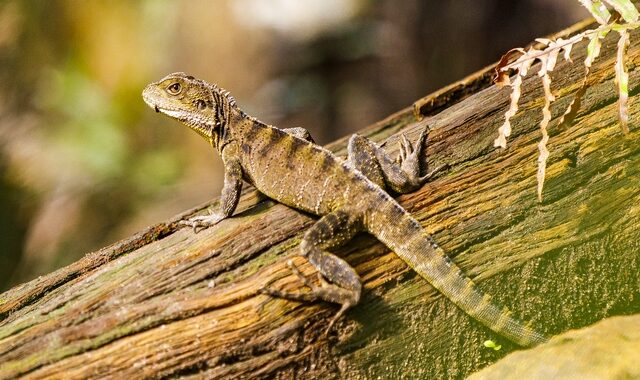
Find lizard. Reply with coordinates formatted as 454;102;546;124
142;72;547;347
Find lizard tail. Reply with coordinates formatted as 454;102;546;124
367;200;547;347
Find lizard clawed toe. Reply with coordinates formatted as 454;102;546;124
394;130;431;187
400;134;414;159
418;163;449;183
178;219;203;233
323;303;351;337
178;213;224;233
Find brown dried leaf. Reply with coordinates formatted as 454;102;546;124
493;25;611;156
518;48;538;76
495;31;588;75
537;55;549;77
614;28;631;134
494;48;525;86
537;73;555;201
535;38;552;46
558;28;610;129
558;83;588;129
557;29;610;128
546;45;560;72
494;75;523;148
561;40;574;63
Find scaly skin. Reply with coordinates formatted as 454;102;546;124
142;72;547;347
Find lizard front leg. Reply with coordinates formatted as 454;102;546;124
260;210;362;334
181;145;243;231
348;129;444;194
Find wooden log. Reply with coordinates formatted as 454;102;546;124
1;19;638;378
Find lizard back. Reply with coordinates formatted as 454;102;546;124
236;120;374;216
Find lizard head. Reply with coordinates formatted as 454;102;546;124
142;72;237;148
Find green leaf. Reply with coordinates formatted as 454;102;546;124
483;340;502;351
603;0;639;22
578;0;612;24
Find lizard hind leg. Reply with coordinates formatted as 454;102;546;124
348;129;444;194
260;210;363;335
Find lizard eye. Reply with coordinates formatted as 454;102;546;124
196;99;206;110
167;82;182;95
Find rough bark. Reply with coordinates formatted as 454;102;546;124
1;19;639;379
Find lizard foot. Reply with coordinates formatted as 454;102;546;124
179;213;224;233
396;130;427;185
397;129;448;186
259;259;357;336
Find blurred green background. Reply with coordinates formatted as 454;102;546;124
0;0;586;290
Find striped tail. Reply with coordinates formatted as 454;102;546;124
368;199;547;347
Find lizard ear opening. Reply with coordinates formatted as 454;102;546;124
196;99;206;110
167;82;182;95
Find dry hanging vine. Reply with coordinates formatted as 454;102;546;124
493;0;638;200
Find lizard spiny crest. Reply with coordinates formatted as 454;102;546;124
142;72;238;150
